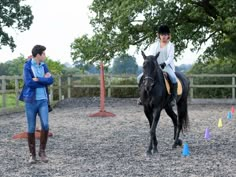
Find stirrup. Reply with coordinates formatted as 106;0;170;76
170;98;176;107
137;98;143;105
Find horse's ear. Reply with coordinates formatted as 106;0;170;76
141;51;147;60
154;52;160;60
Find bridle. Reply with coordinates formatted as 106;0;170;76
143;75;156;88
142;59;159;88
144;76;154;82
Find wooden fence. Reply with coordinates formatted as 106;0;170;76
1;74;236;114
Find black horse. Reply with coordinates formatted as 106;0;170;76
140;51;189;155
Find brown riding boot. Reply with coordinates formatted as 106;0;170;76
27;133;37;164
39;130;49;163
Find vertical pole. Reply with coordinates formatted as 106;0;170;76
68;76;71;98
232;74;235;100
108;74;111;97
88;61;115;117
190;76;194;102
58;76;62;101
100;62;105;112
50;85;53;102
2;76;6;108
15;77;19;107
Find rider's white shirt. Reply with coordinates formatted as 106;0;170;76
146;40;175;72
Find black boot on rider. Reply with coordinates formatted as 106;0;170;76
170;83;177;107
137;78;143;105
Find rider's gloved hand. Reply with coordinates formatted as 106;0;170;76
160;63;166;69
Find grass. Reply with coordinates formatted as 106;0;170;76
0;94;24;108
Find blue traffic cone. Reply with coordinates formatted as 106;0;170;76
182;142;190;156
204;128;210;140
227;111;232;120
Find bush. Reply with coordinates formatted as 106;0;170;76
51;75;139;99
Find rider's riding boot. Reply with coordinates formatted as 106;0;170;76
170;83;177;107
28;133;37;164
137;97;143;105
39;130;49;163
137;79;143;105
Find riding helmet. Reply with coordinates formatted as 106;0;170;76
158;25;170;34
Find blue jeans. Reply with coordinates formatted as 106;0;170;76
163;65;177;84
137;65;177;84
25;99;49;133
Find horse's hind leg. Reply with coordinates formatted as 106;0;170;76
165;105;182;148
165;105;177;140
173;125;183;148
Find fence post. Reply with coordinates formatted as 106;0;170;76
190;76;194;101
232;74;235;101
50;85;53;103
108;74;111;97
67;76;71;98
1;76;6;108
15;76;19;107
58;76;62;101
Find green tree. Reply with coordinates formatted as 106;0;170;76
71;0;236;63
188;58;235;98
112;54;138;74
45;58;64;75
0;56;64;76
0;55;25;76
73;59;100;74
0;0;33;50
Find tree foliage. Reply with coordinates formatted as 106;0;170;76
71;0;236;63
0;55;25;75
112;54;138;74
188;58;235;98
0;56;64;76
188;58;236;74
0;0;33;50
73;59;99;74
45;58;64;75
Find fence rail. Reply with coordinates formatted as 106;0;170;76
1;74;236;114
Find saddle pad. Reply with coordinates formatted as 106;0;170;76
164;75;183;95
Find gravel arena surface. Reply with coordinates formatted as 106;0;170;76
0;98;236;177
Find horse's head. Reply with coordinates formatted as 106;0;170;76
141;51;160;92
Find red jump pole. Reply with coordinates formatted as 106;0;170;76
12;129;53;140
89;62;115;117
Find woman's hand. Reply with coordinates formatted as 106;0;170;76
33;78;39;81
44;72;51;78
160;63;166;69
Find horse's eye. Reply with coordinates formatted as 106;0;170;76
143;63;147;68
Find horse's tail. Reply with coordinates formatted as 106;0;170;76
176;72;190;131
177;95;189;131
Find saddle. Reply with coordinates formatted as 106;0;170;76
163;72;183;95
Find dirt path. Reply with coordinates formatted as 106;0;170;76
0;98;235;177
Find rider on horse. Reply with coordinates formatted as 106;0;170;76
137;25;177;106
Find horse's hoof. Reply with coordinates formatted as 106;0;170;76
153;148;158;154
146;151;152;156
172;144;177;149
177;139;183;146
172;139;183;149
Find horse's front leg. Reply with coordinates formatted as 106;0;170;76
144;106;153;155
149;108;161;154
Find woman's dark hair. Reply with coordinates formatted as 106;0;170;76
158;25;170;34
32;45;46;57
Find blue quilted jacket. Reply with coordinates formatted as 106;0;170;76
19;59;54;103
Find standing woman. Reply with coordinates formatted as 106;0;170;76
137;25;177;106
19;45;54;164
